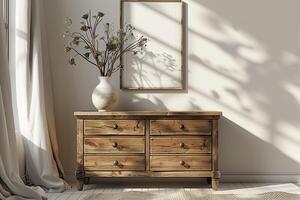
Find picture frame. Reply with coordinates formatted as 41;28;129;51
120;0;186;90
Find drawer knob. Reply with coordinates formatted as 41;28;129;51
113;160;119;166
179;142;185;148
112;124;118;129
179;124;185;129
112;142;118;148
180;160;190;168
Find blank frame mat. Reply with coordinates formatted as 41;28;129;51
122;2;183;89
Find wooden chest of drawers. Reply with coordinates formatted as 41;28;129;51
74;111;222;190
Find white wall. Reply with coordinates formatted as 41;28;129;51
44;0;300;182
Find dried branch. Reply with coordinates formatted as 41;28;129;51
70;47;98;68
63;11;147;76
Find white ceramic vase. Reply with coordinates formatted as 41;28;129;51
92;76;117;111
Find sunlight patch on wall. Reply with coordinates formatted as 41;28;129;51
238;47;268;64
284;82;300;104
187;0;300;165
276;122;300;164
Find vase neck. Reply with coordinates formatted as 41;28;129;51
98;76;111;83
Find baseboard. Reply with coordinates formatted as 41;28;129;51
64;170;300;184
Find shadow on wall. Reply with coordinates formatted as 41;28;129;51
125;49;179;89
220;117;300;174
119;0;300;174
188;0;300;171
118;94;168;111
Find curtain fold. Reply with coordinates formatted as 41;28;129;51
0;11;45;199
0;0;67;198
12;0;66;192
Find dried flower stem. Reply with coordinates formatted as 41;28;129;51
64;11;148;76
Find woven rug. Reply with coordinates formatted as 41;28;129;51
84;191;300;200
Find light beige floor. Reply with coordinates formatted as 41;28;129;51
46;183;300;200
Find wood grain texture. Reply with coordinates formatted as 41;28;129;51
75;111;222;117
150;155;211;171
76;119;84;190
84;137;145;154
84;171;212;177
84;156;145;171
85;171;148;177
76;119;84;170
150;120;211;135
74;111;221;190
145;120;150;171
149;171;212;177
150;136;211;154
84;120;145;135
212;119;220;190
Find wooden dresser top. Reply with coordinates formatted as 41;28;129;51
74;111;222;119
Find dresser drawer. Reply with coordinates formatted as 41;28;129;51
150;120;211;135
150;155;211;171
84;120;145;135
150;136;211;154
84;137;145;154
84;155;145;171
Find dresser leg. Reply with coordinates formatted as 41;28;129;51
211;178;219;190
76;179;84;191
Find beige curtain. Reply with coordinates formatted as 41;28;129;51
0;8;45;199
0;0;66;198
11;0;66;192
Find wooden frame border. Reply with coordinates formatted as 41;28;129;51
120;0;186;91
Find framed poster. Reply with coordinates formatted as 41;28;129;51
120;0;186;90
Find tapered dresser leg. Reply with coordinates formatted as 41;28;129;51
211;178;219;190
76;118;84;191
76;179;84;191
76;170;85;191
211;120;220;191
